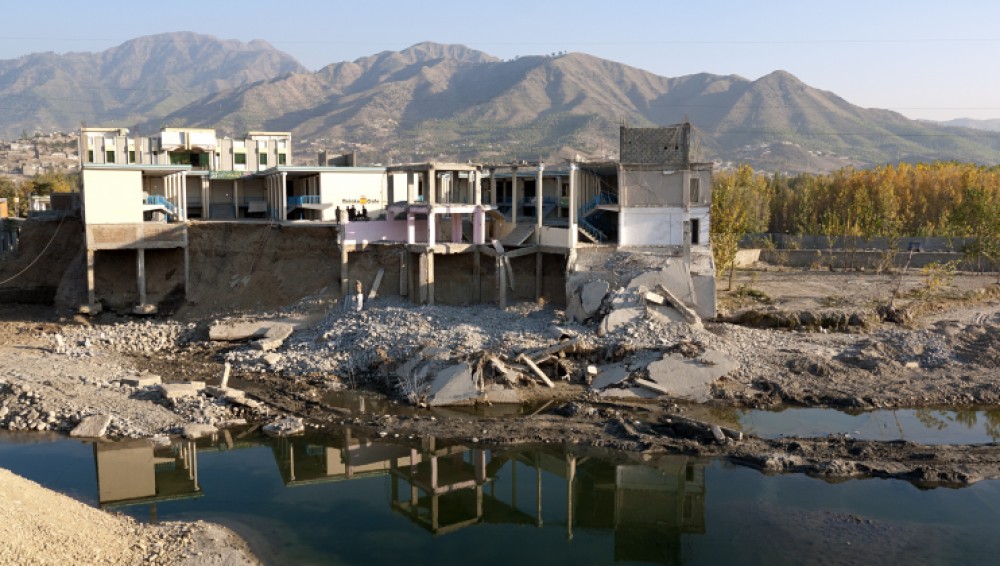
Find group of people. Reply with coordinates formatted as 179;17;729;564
335;205;368;222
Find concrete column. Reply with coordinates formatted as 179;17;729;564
473;169;482;206
426;251;435;305
86;249;96;306
427;169;436;206
406;212;416;244
566;454;576;540
568;163;578;249
340;244;349;300
233;180;239;219
407;172;415;203
201;177;209;219
451;213;462;243
497;257;507;308
510;166;518;224
535;251;543;301
399;250;408;297
473;247;481;302
280;172;288;221
418;252;429;304
472;206;485;245
136;248;147;306
180;173;188;221
427;211;436;247
536;165;544;242
489;167;497;208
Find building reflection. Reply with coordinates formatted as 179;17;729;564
90;429;705;563
93;437;202;521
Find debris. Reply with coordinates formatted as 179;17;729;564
219;361;231;388
120;374;162;388
518;354;555;388
590;363;629;390
644;350;738;402
425;362;479;406
181;423;218;439
367;268;384;300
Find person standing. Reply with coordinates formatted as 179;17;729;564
354;279;364;311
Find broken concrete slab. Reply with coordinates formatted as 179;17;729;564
120;374;162;387
644;349;739;402
483;384;521;404
262;353;282;367
581;280;610;316
159;382;205;402
598;386;660;400
209;320;294;342
425;362;480;406
599;306;644;335
181;423;218;439
264;416;305;436
70;414;112;438
590;363;630;390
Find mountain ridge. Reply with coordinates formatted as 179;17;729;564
2;33;998;173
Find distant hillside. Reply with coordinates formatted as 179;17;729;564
0;32;305;138
936;118;1000;132
3;33;1000;173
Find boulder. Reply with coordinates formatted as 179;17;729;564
181;423;218;439
70;414;112;438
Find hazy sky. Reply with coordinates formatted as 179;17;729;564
3;0;999;121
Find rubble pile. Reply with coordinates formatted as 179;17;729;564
62;319;199;357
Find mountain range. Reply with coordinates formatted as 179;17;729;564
3;32;999;173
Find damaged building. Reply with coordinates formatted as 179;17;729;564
77;123;715;321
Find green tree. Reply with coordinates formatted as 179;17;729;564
950;185;1000;280
711;164;773;289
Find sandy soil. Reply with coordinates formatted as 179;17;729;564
0;467;260;565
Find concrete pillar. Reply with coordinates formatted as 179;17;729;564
473;169;482;206
427;169;436;206
340;244;349;300
200;177;209;219
427;211;436;247
180;173;188;221
233;180;239;219
427;251;435;305
399;250;408;297
407;172;415;203
136;248;147;306
407;212;416;244
489;167;497;208
566;454;576;540
473;247;481;302
497;257;507;308
472;206;485;245
280;172;288;221
86;249;96;306
451;213;462;243
536;164;544;242
510;166;518;224
535;251;543;302
418;252;429;304
568;163;578;249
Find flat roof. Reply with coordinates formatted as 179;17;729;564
255;165;387;176
82;163;191;176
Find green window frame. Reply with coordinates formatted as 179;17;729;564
259;152;267;166
234;153;247;165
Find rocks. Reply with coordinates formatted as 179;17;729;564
180;423;218;439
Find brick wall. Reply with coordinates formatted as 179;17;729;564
620;124;691;165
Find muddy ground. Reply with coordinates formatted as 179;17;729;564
4;266;999;488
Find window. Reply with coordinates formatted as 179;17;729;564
259;152;267;166
105;150;115;164
689;177;700;204
87;150;94;162
128;150;135;163
691;218;700;244
234;153;246;165
278;153;286;165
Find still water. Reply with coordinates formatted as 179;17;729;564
1;426;999;565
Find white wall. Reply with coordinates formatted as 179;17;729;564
618;206;712;247
342;218;426;244
319;170;388;220
83;169;143;224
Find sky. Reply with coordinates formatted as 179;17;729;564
2;0;1000;121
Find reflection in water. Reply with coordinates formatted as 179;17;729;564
91;429;705;564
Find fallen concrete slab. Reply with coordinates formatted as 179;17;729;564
425;362;480;406
70;414;112;438
599;306;644;335
209;320;294;342
581;280;610;316
483;384;520;404
644;350;739;402
120;374;162;387
159;381;206;402
590;363;629;390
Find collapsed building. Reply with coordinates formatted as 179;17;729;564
76;123;715;319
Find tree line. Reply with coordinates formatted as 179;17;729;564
0;172;78;216
711;162;1000;278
